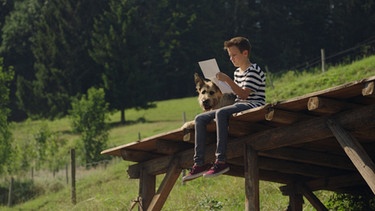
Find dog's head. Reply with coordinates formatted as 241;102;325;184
194;73;223;111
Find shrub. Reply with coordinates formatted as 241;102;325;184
69;87;110;166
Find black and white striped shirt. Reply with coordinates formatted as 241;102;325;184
234;63;266;106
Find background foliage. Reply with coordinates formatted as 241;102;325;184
0;0;374;120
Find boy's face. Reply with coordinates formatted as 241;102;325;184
226;46;249;68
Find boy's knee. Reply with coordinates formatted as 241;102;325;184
216;109;230;119
195;113;213;124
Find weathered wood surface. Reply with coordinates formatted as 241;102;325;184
327;119;375;194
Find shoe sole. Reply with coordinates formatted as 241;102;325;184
203;167;230;178
182;171;208;182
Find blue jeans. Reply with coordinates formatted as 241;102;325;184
193;102;261;165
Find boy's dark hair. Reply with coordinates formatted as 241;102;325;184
223;37;251;54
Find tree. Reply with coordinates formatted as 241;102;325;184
90;0;159;124
69;87;110;166
0;0;41;120
0;58;13;174
1;0;108;119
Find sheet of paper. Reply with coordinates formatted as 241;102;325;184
198;59;234;94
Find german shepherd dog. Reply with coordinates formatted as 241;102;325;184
181;73;235;130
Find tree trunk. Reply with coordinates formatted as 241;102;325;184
121;109;126;124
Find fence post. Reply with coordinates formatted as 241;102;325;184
321;48;326;72
182;112;187;185
71;149;76;205
66;163;69;185
7;177;13;207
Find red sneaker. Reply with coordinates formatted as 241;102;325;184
203;162;230;178
182;164;210;182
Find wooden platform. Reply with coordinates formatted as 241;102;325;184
102;76;375;211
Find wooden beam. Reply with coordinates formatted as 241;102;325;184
155;140;192;155
327;119;375;194
121;149;160;162
147;158;182;211
244;145;259;211
259;148;354;170
259;157;348;178
228;120;270;137
307;96;358;114
306;173;366;192
265;108;308;124
362;81;374;97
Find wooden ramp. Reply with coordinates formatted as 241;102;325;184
102;76;375;211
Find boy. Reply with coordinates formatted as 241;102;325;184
182;37;266;182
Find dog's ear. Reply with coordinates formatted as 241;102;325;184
194;73;205;90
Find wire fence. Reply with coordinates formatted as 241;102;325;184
290;36;375;71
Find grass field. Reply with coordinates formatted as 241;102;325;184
1;55;375;210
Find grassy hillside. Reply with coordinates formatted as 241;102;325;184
1;55;375;210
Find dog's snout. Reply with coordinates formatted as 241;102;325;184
202;99;210;106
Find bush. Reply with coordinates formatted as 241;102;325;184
327;193;375;211
69;87;110;166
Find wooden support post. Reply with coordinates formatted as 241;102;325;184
327;119;375;194
147;158;182;211
282;183;303;211
244;144;259;211
139;168;156;210
288;192;303;211
299;184;328;211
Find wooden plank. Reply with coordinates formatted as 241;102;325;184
147;158;182;211
101;128;184;156
327;119;375;194
244;145;259;211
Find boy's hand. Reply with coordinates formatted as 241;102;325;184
216;72;230;82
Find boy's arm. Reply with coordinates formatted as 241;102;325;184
216;72;251;100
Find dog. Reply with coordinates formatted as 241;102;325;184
181;73;235;130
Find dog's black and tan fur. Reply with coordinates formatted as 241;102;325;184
181;73;235;130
